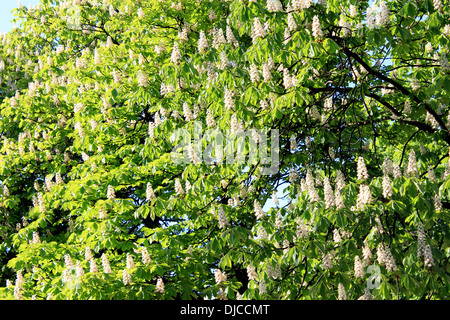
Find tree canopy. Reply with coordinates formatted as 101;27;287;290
0;0;449;300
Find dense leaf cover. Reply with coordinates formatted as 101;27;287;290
0;0;449;300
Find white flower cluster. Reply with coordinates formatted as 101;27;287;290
440;54;450;72
333;229;341;245
312;16;323;38
137;70;148;87
249;63;260;83
218;51;229;70
146;182;156;201
14;271;25;300
406;150;418;177
247;264;258;281
254;200;265;220
322;251;334;270
267;0;283;12
433;0;443;11
292;0;311;10
170;43;181;64
222;27;236;47
214;269;227;284
287;13;297;31
362;241;372;266
377;243;397;272
265;261;281;280
175;178;184;196
354;255;364;278
357;156;369;180
295;218;309;239
217;206;229;229
251;18;265;43
443;25;450;37
382;174;392;198
356;184;372;210
282;67;298;89
101;253;112;274
156;277;165;293
417;223;434;267
122;269;131;285
107;185;115;199
338;283;347;300
188;143;201;165
358;288;373;300
30;231;41;244
367;1;389;28
323;176;335;209
198;31;208;53
224;88;235;110
306;169;320;202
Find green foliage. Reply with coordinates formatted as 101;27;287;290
0;0;449;300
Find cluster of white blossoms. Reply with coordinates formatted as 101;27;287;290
214;269;227;284
295;218;309;239
337;283;347;300
323;176;335;209
358;288;373;300
198;31;208;53
188;143;201;165
322;251;334;270
367;1;390;29
155;277;165;293
174;178;184;196
141;247;151;265
292;0;311;10
246;264;258;281
262;57;275;82
101;253;112;274
354;255;364;278
287;13;297;32
29;231;41;245
14;271;25;300
217;206;230;229
362;240;372;266
417;223;435;267
282;66;298;89
265;261;282;280
357;156;369;180
355;184;372;210
170;43;181;64
249;63;260;83
406;150;418;177
98;207;107;219
146;182;156;201
305;169;320;202
433;0;443;11
107;185;115;200
122;269;131;286
224;87;235;110
382;174;393;198
251;17;265;43
440;54;450;72
126;253;135;269
254;200;265;220
137;70;148;87
267;0;283;12
377;243;397;272
311;15;323;38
